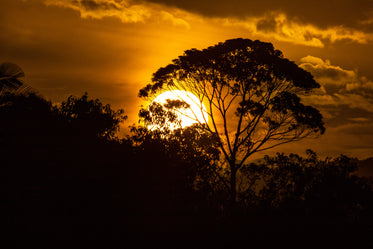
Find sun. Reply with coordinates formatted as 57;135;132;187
149;90;208;130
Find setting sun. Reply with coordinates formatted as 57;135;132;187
149;90;208;130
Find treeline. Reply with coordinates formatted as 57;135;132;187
3;91;373;248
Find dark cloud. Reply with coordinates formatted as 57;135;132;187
303;66;353;81
256;16;277;33
144;0;373;29
338;122;373;136
323;105;373;128
297;55;373;157
42;1;372;47
299;56;373;96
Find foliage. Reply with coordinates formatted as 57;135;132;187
2;91;130;248
139;38;325;201
3;89;372;248
0;91;57;147
58;92;127;140
0;91;126;144
240;150;373;221
128;124;223;200
0;62;25;92
138;100;184;131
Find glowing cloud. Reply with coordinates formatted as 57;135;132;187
299;56;356;84
221;12;372;47
44;1;372;47
44;0;190;28
299;56;373;125
299;56;373;96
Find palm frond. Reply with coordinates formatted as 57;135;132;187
0;62;25;91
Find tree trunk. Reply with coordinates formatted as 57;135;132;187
230;162;237;206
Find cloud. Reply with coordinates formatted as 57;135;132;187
299;55;373;96
292;90;373;158
345;76;373;95
298;56;373;138
302;93;373;115
44;1;373;48
222;12;372;48
300;56;356;84
269;121;373;159
44;0;191;28
145;0;373;30
349;117;370;122
358;10;373;32
334;93;373;111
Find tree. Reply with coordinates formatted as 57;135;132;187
139;38;325;203
138;99;188;132
240;151;373;221
58;92;127;140
128;124;222;201
2;91;132;248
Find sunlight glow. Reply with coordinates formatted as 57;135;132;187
150;90;208;130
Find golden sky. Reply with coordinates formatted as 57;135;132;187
1;0;373;158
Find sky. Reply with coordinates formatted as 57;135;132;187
1;0;373;159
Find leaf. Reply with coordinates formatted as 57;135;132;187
0;62;25;91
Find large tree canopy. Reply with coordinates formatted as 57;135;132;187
139;38;325;201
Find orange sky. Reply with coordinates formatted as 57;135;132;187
1;0;373;158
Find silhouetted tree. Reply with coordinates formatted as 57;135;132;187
138;99;191;132
57;92;127;140
126;124;232;248
239;150;373;221
2;91;131;248
128;123;223;209
0;91;57;149
139;38;325;203
228;151;373;248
